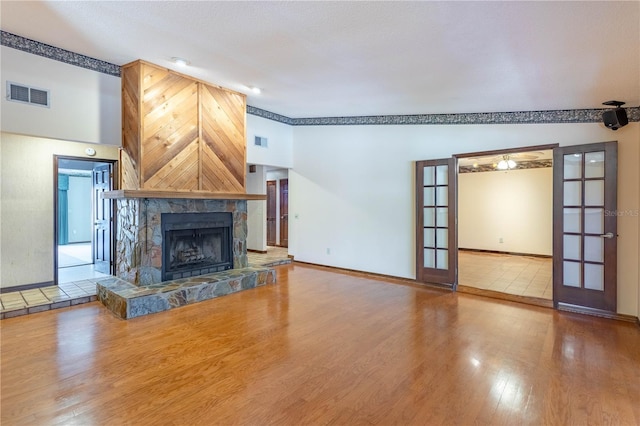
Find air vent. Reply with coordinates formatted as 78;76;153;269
6;81;50;108
254;136;268;148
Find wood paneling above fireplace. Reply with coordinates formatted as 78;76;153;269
118;60;249;196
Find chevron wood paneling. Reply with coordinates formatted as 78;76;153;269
144;139;200;190
121;61;141;189
200;83;246;192
120;60;247;194
120;149;139;190
141;63;199;189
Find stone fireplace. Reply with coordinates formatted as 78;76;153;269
115;198;248;286
161;212;233;281
95;61;274;317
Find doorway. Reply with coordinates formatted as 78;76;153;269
456;147;555;301
265;168;289;248
55;156;116;284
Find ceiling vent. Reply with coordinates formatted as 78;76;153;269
6;81;50;108
254;136;268;148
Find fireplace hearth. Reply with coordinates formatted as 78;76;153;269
162;212;233;281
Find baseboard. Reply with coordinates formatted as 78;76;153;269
459;248;552;259
1;281;54;294
292;260;452;292
457;285;554;309
247;249;268;254
557;303;639;323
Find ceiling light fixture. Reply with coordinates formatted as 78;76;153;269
250;86;262;95
497;155;517;170
171;57;190;67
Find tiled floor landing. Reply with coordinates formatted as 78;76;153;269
0;280;99;319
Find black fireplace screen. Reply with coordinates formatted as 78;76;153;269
161;212;233;281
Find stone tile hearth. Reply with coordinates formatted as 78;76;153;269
97;266;276;319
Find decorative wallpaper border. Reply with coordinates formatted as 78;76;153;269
289;108;640;126
3;31;639;126
1;30;121;77
246;106;295;126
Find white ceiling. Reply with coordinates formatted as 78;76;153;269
1;1;638;118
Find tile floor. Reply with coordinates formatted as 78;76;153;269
458;250;552;300
1;280;100;319
1;246;291;320
59;264;110;283
58;242;92;268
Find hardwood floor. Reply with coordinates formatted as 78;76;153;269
1;263;639;425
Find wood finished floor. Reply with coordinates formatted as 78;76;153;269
1;263;639;425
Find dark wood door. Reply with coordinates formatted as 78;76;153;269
416;158;457;287
279;178;289;247
93;164;113;274
266;180;277;246
553;142;617;312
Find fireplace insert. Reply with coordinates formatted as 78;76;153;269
161;212;233;281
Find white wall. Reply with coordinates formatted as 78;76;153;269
1;46;121;145
0;132;120;288
246;114;293;168
290;122;639;316
459;167;553;255
246;165;267;251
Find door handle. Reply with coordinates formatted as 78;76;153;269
281;214;288;219
600;232;615;239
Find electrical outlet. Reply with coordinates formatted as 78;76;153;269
499;237;504;243
326;248;331;255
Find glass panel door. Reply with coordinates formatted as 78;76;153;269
553;142;617;312
416;158;457;287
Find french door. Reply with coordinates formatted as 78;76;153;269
416;158;457;287
553;142;617;312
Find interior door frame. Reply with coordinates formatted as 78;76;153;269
53;155;118;285
266;180;277;246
